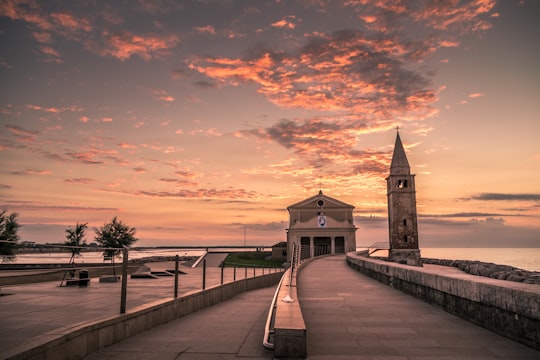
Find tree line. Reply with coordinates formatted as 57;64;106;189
0;210;138;260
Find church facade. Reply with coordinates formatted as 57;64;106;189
286;191;357;260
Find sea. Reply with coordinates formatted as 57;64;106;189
4;247;540;272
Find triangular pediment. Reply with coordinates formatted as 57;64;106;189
287;191;354;211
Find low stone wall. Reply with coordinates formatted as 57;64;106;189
273;267;306;358
4;272;283;360
346;253;540;350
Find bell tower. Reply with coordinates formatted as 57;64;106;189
386;130;422;266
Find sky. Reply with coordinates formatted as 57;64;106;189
1;0;539;249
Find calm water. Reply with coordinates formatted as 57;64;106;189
4;249;205;265
6;247;540;272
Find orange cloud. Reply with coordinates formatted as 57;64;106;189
103;31;179;61
190;30;437;120
193;25;216;35
272;16;297;29
146;88;175;102
50;12;92;32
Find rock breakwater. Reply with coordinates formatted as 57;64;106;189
422;258;540;285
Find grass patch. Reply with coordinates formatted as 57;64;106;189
223;251;284;268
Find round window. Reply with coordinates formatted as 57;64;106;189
317;199;325;207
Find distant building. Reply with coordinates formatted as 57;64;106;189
386;131;422;266
286;191;357;261
271;241;288;261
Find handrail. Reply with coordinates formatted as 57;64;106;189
262;269;288;349
263;243;304;349
191;250;208;268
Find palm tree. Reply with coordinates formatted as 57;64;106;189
64;222;88;262
0;210;21;259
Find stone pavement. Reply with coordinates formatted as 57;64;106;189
83;256;539;360
298;256;539;359
2;257;539;359
84;286;275;360
0;262;274;357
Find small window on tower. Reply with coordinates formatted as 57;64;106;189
403;235;408;243
403;219;407;226
398;180;408;189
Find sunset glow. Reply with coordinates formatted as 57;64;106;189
1;1;538;247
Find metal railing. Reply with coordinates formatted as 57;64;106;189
368;241;390;255
1;244;285;315
263;243;307;349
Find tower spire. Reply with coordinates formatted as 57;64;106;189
390;130;410;175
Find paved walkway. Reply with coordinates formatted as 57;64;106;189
0;262;275;357
83;256;539;359
297;256;538;359
2;257;539;359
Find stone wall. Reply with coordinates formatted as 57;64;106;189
346;253;540;350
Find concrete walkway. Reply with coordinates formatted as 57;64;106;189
84;256;539;360
298;256;539;359
0;263;275;357
84;286;275;360
3;256;539;359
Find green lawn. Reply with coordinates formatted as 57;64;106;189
223;251;285;268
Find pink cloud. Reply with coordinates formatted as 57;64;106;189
0;0;53;30
146;88;175;102
102;31;180;61
193;25;216;35
26;104;84;113
5;124;39;142
119;143;137;149
50;12;92;32
133;167;147;173
64;178;95;184
189;128;223;137
468;93;485;98
11;169;51;176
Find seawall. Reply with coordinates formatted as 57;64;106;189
4;272;283;360
346;252;540;350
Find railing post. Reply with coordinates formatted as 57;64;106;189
202;259;206;290
253;266;256;277
174;254;179;298
220;264;224;285
245;267;247;279
234;266;236;281
120;247;128;314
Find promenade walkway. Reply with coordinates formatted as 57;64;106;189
297;256;538;359
82;256;539;359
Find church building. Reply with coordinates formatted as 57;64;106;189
286;191;357;260
386;131;422;266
